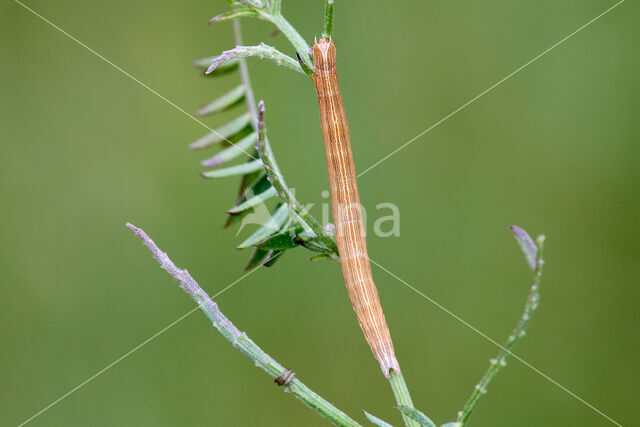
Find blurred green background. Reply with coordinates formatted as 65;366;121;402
1;1;638;426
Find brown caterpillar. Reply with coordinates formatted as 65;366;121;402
312;39;400;377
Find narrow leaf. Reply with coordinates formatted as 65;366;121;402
510;225;538;271
206;43;304;75
197;84;246;116
237;204;290;249
189;113;252;150
363;410;394;427
244;247;270;271
309;253;333;262
244;173;272;197
193;57;239;76
209;8;258;24
202;133;258;167
263;250;284;267
396;406;436;427
202;159;263;179
225;172;270;227
441;423;460;427
227;186;277;214
296;52;314;77
256;227;305;250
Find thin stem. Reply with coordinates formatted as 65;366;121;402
233;20;259;130
389;370;421;427
127;223;360;427
323;0;335;39
457;235;546;426
268;13;314;70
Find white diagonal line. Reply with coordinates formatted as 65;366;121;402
357;0;625;178
16;262;267;427
369;257;623;426
13;0;260;163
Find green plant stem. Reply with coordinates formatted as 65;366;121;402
457;235;546;426
323;0;335;39
233;20;259;130
268;13;314;70
255;101;339;257
389;370;421;427
127;223;360;427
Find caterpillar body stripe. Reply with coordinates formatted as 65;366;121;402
312;39;400;377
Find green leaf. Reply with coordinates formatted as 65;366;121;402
206;44;304;75
440;423;459;427
189;113;252;150
296;52;314;77
263;250;284;267
209;8;259;24
197;85;246;116
221;125;254;148
256;227;305;250
396;406;436;427
193;57;239;76
202;159;263;179
244;172;271;196
244;247;270;271
309;253;333;262
237;204;291;249
202;133;258;167
363;410;394;427
227;186;277;214
225;172;269;227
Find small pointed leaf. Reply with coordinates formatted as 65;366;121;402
202;133;258;167
309;253;333;262
189;113;251;150
510;225;538;271
256;227;305;250
244;247;270;271
197;85;246;116
206;43;304;75
202;160;263;179
296;52;314;77
237;204;291;249
363;410;394;427
209;8;258;24
263;250;284;267
193;57;239;76
396;406;436;427
227;186;277;214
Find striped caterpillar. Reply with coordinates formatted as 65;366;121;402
312;39;400;377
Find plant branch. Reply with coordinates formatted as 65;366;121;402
268;13;314;70
457;229;546;426
205;43;305;76
232;20;336;257
323;0;335;39
256;101;339;257
389;370;422;427
233;19;259;129
127;223;360;427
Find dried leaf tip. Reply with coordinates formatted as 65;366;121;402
126;222;140;234
510;225;538;271
257;100;266;138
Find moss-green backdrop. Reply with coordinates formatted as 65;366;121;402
1;1;638;426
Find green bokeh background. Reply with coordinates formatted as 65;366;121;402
1;1;638;426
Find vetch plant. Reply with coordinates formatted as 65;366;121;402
128;1;547;425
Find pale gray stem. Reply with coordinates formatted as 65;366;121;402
127;223;360;427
